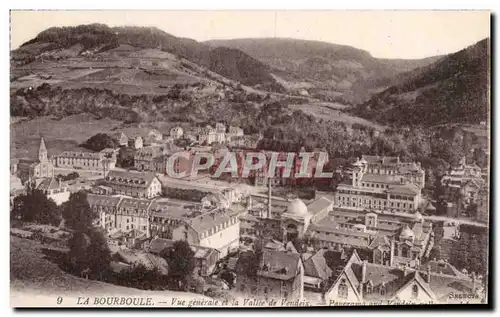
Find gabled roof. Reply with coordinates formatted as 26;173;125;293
258;249;302;281
302;249;333;280
87;193;122;207
106;170;158;188
186;208;239;235
36;177;61;191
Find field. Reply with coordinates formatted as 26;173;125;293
11;44;218;96
288;102;385;131
10;114;123;159
10;235;209;307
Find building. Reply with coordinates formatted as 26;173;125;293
147;238;219;276
441;157;486;207
170;126;184;140
10;158;18;175
172;208;240;259
369;216;434;269
54;149;117;174
104;170;162;199
112;132;129;147
28;138;55;179
87;194;122;231
34;177;70;205
235;249;304;300
334;156;425;213
149;200;203;239
87;194;156;237
226;126;244;140
128;136;144;149
147;129;163;144
134;144;182;173
134;146;166;172
302;249;334;292
324;250;483;304
476;188;489;223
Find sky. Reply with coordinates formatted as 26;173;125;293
10;10;490;59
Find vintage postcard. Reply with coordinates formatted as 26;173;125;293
9;10;491;308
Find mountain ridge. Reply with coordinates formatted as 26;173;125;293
350;38;490;127
205;37;444;102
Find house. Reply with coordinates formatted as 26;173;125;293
148;129;163;143
104;170;162;199
226;126;244;140
301;249;333;291
128;136;144;149
112;132;129;147
10;158;18;175
324;250;483;304
34;177;70;205
235;249;304;300
87;194;122;231
170;126;184;140
441;157;486;207
134;146;167;172
147;238;219;276
172;208;240;259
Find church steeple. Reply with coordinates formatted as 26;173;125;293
38;137;48;162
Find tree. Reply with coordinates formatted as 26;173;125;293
220;270;235;288
61;191;97;232
67;231;91;276
11;188;61;226
160;240;195;290
117;147;136;168
67;229;111;279
81;133;119;152
87;229;112;278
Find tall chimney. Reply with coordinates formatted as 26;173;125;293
267;177;272;218
426;265;431;283
362;260;367;283
389;239;395;266
472;272;477;293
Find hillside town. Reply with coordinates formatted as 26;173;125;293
9;12;490;308
10;124;489;305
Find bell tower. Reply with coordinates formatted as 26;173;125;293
38;137;48;162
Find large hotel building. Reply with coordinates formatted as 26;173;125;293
334;155;425;213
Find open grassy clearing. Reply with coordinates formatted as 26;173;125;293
10;114;123;159
10;235;209;307
288;102;385;130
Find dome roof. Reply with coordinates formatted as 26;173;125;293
414;211;423;220
287;198;309;216
400;226;415;239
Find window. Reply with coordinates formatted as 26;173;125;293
379;285;386;296
338;279;348;299
366;283;372;294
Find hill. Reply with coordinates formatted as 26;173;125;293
12;24;283;92
206;38;442;103
351;38;490;127
10;235;209;307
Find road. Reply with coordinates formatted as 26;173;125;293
424;215;488;228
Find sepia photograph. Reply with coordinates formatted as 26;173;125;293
9;10;491;308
